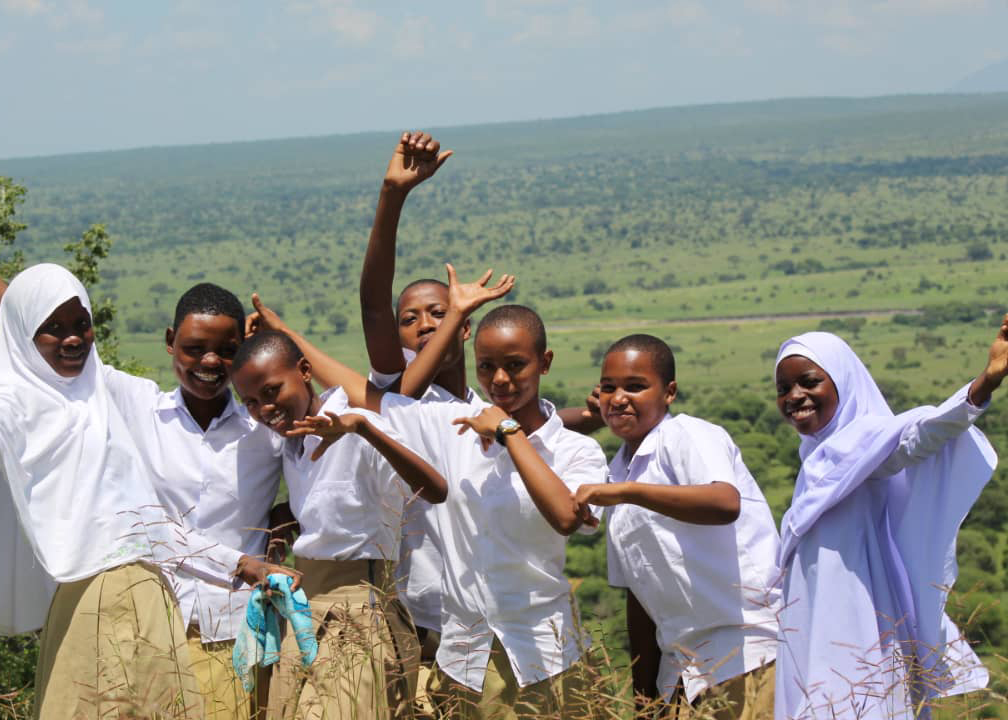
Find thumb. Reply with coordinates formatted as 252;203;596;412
436;150;453;169
252;292;264;312
445;263;458;286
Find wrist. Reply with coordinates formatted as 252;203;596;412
379;181;410;201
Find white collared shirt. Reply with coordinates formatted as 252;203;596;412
102;367;283;643
369;358;480;632
380;394;608;690
606;413;781;701
283;387;413;562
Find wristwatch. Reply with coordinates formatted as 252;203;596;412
495;418;521;446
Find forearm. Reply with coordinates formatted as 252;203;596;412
356;418;447;503
399;309;466;398
627;590;660;702
0;276;7;302
557;406;606;435
969;368;1003;407
615;481;740;524
360;186;409;375
505;432;583;535
281;325;380;411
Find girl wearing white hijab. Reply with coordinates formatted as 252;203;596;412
772;322;1008;719
0;264;264;718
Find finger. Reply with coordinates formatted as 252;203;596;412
325;411;341;423
244;313;259;338
435;150;454;169
584;515;600;528
400;131;410;146
425;137;440;155
476;268;493;287
445;263;458;286
310;438;334;462
285;426;316;438
252;292;264;313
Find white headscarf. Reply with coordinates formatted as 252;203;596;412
0;264;166;583
774;331;993;716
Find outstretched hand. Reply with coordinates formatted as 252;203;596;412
446;263;515;318
384;131;453;193
571;485;605;528
245;292;290;338
582;384;601;420
287;411;364;461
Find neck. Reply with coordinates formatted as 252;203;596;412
433;360;469;401
307;392;322;418
181;389;230;432
512;397;548;436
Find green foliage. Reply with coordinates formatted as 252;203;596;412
0;177;27;279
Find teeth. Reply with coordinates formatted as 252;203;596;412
791;407;815;419
267;412;287;428
193;371;221;383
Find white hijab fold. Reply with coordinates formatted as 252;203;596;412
775;332;993;716
0;264;168;586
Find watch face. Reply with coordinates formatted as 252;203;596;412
499;418;520;433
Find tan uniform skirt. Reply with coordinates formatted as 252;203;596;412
33;562;203;720
267;557;420;720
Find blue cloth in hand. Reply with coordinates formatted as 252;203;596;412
232;573;317;692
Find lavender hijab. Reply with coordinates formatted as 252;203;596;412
774;332;992;719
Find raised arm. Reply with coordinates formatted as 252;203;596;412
246;293;379;412
573;481;740;525
287;410;447;503
397;263;514;398
452;406;591;535
361;131;453;375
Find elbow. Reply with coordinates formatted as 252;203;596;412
716;488;741;524
421;481;448;504
552;514;583;536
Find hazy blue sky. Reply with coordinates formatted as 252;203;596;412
2;0;1006;158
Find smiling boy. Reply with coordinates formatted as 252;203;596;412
100;282;293;719
572;334;781;719
230;329;446;720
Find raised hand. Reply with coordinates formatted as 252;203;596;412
985;313;1008;381
384;131;453;193
245;292;291;338
583;384;602;420
446;263;515;318
287;411;365;461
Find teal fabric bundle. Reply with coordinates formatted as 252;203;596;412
233;573;317;691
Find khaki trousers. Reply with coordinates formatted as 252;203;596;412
429;637;588;720
33;562;203;720
267;557;419;720
186;628;258;719
675;662;775;720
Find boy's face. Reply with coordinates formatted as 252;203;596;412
33;297;94;378
397;283;469;367
166;313;242;402
599;349;676;445
232;351;315;436
474;324;552;415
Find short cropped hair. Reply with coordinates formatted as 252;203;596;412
476;305;547;354
232;330;303;375
173;283;245;334
606;334;676;384
396;278;449;312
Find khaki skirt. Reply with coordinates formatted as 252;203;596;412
33;562;202;720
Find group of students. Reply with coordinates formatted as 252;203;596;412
0;130;1004;720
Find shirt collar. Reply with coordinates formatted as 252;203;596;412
613;412;670;469
526;398;562;447
157;386;240;427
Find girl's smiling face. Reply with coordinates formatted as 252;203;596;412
33;297;94;377
776;355;839;435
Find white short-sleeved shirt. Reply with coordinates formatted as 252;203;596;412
369;357;479;632
606;413;781;701
283;388;413;562
381;393;608;690
102;367;284;643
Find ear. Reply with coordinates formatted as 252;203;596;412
298;357;313;383
165;327;175;354
461;318;471;342
665;380;678;405
541;349;554;375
